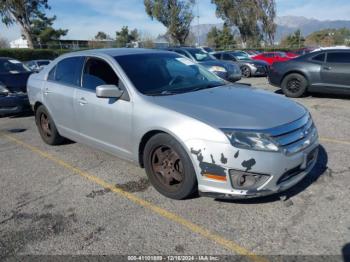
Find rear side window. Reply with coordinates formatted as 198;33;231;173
222;53;233;60
49;57;84;86
311;53;325;62
212;53;221;59
327;52;350;63
82;58;119;91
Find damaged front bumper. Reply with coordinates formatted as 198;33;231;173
186;115;319;199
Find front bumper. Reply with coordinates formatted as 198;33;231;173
186;115;319;199
267;69;283;87
213;70;241;83
0;93;31;116
251;65;268;76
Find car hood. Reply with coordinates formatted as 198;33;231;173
149;85;306;130
0;72;31;92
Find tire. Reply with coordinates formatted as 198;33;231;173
35;105;65;145
143;133;197;200
281;73;308;98
241;65;251;78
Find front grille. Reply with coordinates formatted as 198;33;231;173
267;114;318;155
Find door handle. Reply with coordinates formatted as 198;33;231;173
323;66;332;70
78;97;88;105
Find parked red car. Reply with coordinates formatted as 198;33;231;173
252;52;292;65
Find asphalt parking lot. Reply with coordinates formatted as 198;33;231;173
1;77;350;261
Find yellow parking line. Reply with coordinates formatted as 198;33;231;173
320;137;350;146
3;134;267;262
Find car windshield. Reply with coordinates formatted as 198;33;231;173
186;49;215;62
115;53;225;96
37;61;50;66
231;52;251;61
0;59;30;74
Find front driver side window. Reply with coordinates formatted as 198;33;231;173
82;58;119;91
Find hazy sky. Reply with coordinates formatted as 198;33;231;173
1;0;350;41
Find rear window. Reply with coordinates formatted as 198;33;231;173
311;53;325;62
0;59;30;74
327;52;350;63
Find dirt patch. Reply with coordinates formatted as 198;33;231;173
115;178;150;193
86;188;111;199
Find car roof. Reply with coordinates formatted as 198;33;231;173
167;47;200;51
0;57;16;61
65;48;170;57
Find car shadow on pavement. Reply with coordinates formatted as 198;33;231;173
216;145;328;204
343;243;350;262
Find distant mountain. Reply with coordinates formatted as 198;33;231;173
190;15;350;45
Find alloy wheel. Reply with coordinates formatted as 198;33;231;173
151;145;184;191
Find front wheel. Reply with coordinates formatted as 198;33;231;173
241;66;251;78
143;133;197;200
281;73;308;98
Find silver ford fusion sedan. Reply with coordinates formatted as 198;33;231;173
27;48;319;200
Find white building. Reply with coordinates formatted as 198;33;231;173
10;38;29;48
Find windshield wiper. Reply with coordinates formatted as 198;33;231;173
190;83;225;92
146;90;178;96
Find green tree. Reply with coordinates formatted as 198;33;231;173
305;28;350;47
206;26;220;48
0;0;67;49
257;0;276;45
144;0;195;45
31;11;67;47
116;26;140;47
95;31;108;40
211;0;276;47
206;24;236;50
129;29;140;42
219;24;236;49
280;29;305;48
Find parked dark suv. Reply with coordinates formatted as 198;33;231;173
268;49;350;97
0;57;32;116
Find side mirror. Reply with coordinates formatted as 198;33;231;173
96;85;123;99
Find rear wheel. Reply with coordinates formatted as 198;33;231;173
241;66;251;78
143;133;197;200
281;73;308;98
35;105;64;145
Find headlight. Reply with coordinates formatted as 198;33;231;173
222;130;279;152
0;83;9;96
209;66;227;73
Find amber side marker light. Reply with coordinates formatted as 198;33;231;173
204;173;227;182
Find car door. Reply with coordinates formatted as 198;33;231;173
321;51;350;89
44;56;84;135
222;53;236;62
74;56;133;158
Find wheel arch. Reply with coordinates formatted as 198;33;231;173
33;101;43;114
138;130;167;168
